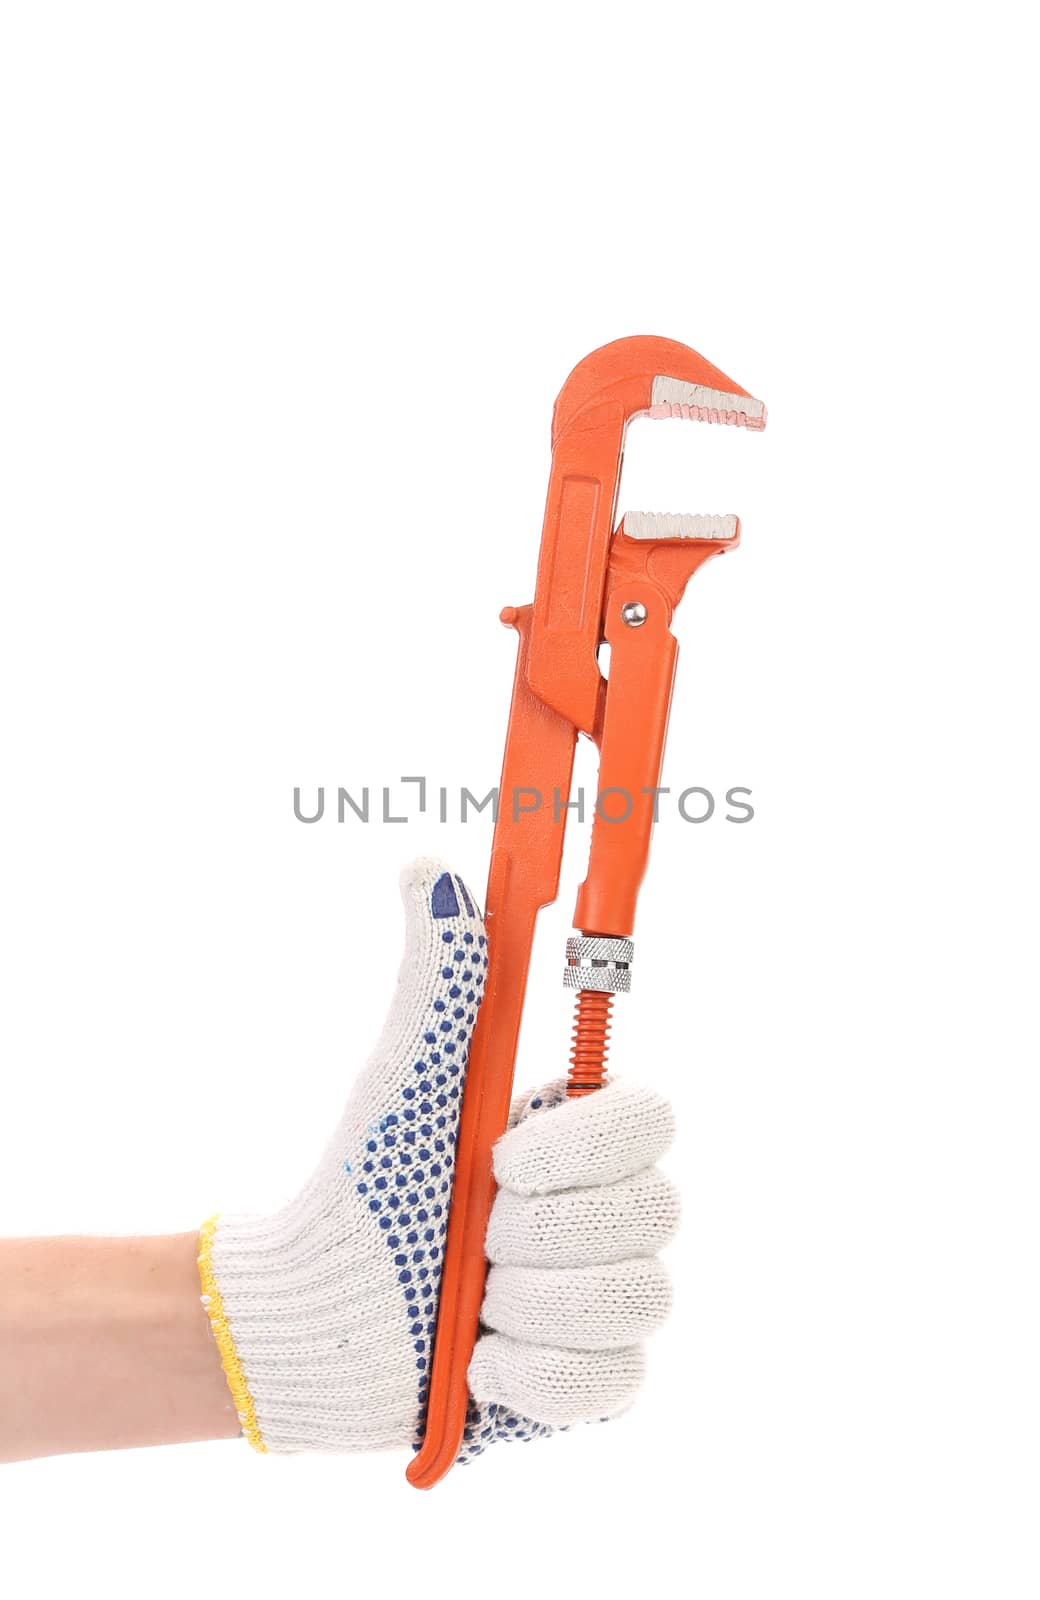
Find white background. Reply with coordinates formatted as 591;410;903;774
0;3;1036;1596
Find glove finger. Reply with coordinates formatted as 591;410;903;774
468;1332;645;1427
492;1079;675;1196
481;1257;671;1349
504;1078;568;1132
485;1167;680;1268
394;855;485;1013
341;856;485;1145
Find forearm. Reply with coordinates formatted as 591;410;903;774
0;1233;240;1464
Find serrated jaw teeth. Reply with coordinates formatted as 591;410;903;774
622;511;739;542
650;375;766;430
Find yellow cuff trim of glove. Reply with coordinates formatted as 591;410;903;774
197;1215;267;1454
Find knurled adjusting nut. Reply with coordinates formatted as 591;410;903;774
562;935;634;994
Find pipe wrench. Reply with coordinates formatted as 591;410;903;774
408;335;765;1487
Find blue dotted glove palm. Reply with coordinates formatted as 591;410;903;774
198;860;677;1460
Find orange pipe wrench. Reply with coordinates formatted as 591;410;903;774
407;335;765;1488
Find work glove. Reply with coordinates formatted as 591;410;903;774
198;859;678;1458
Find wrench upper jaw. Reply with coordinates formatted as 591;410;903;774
551;334;766;443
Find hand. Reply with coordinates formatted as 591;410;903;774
464;1075;678;1458
200;859;678;1460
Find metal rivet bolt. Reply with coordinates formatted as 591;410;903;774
621;601;647;627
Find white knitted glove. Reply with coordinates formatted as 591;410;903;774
460;1076;678;1460
198;859;678;1458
